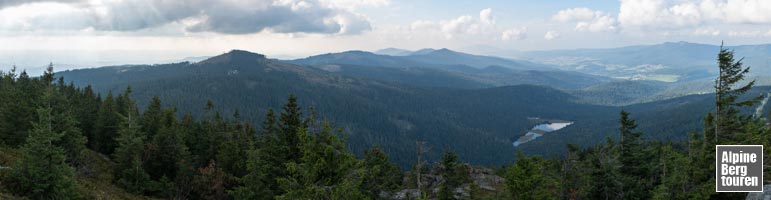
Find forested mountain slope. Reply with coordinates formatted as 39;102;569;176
58;50;771;167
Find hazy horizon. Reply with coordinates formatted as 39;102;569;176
2;0;771;74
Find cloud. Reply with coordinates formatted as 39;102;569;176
409;20;436;31
320;0;390;10
480;8;494;25
440;15;479;38
501;27;526;40
0;0;372;35
544;30;559;40
619;0;771;30
437;8;497;38
552;7;597;22
727;30;771;37
693;27;721;36
552;7;618;32
0;0;80;8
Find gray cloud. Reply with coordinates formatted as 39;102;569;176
0;0;78;8
0;0;371;35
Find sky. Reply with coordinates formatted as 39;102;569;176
2;0;771;71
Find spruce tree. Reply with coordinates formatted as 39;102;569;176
505;152;558;200
113;99;151;194
6;106;78;199
93;91;120;155
231;109;282;199
141;96;163;138
713;44;762;142
438;151;464;200
280;94;304;162
277;125;366;200
360;146;402;199
617;110;653;199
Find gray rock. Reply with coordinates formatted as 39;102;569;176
746;184;771;200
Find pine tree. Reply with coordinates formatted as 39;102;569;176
438;150;465;200
77;85;100;152
505;152;558;200
280;94;305;162
231;109;282;199
47;82;87;165
586;139;622;200
713;43;762;142
360;146;402;199
93;91;120;155
277;124;367;200
651;145;691;200
145;109;190;180
113;99;151;194
141;96;163;138
617;110;654;199
6;106;78;199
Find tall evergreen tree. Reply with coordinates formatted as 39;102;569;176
93;91;120;154
76;85;100;151
280;94;305;162
360;146;402;199
617;110;656;199
113;98;151;194
437;150;466;200
6;106;78;199
713;44;762;142
505;152;558;200
231;109;282;199
141;96;163;138
276;124;366;200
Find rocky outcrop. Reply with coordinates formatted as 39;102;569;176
746;184;771;200
393;164;504;200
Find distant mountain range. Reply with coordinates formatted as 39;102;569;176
56;48;771;167
472;41;771;82
286;48;609;90
289;47;553;70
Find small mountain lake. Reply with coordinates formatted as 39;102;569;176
513;119;573;147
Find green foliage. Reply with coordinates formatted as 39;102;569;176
93;92;120;155
280;94;305;162
437;151;468;200
360;146;402;199
113;102;151;194
277;125;367;200
231;109;283;199
193;160;229;200
504;152;558;200
5;106;79;199
713;44;763;142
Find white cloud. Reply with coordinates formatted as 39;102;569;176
501;27;526;40
619;0;771;30
440;15;481;38
552;7;597;22
438;8;498;39
619;0;703;29
544;31;559;40
727;30;771;37
409;20;436;31
552;7;618;32
320;0;391;9
480;8;494;25
0;0;373;35
575;14;618;32
693;27;721;36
